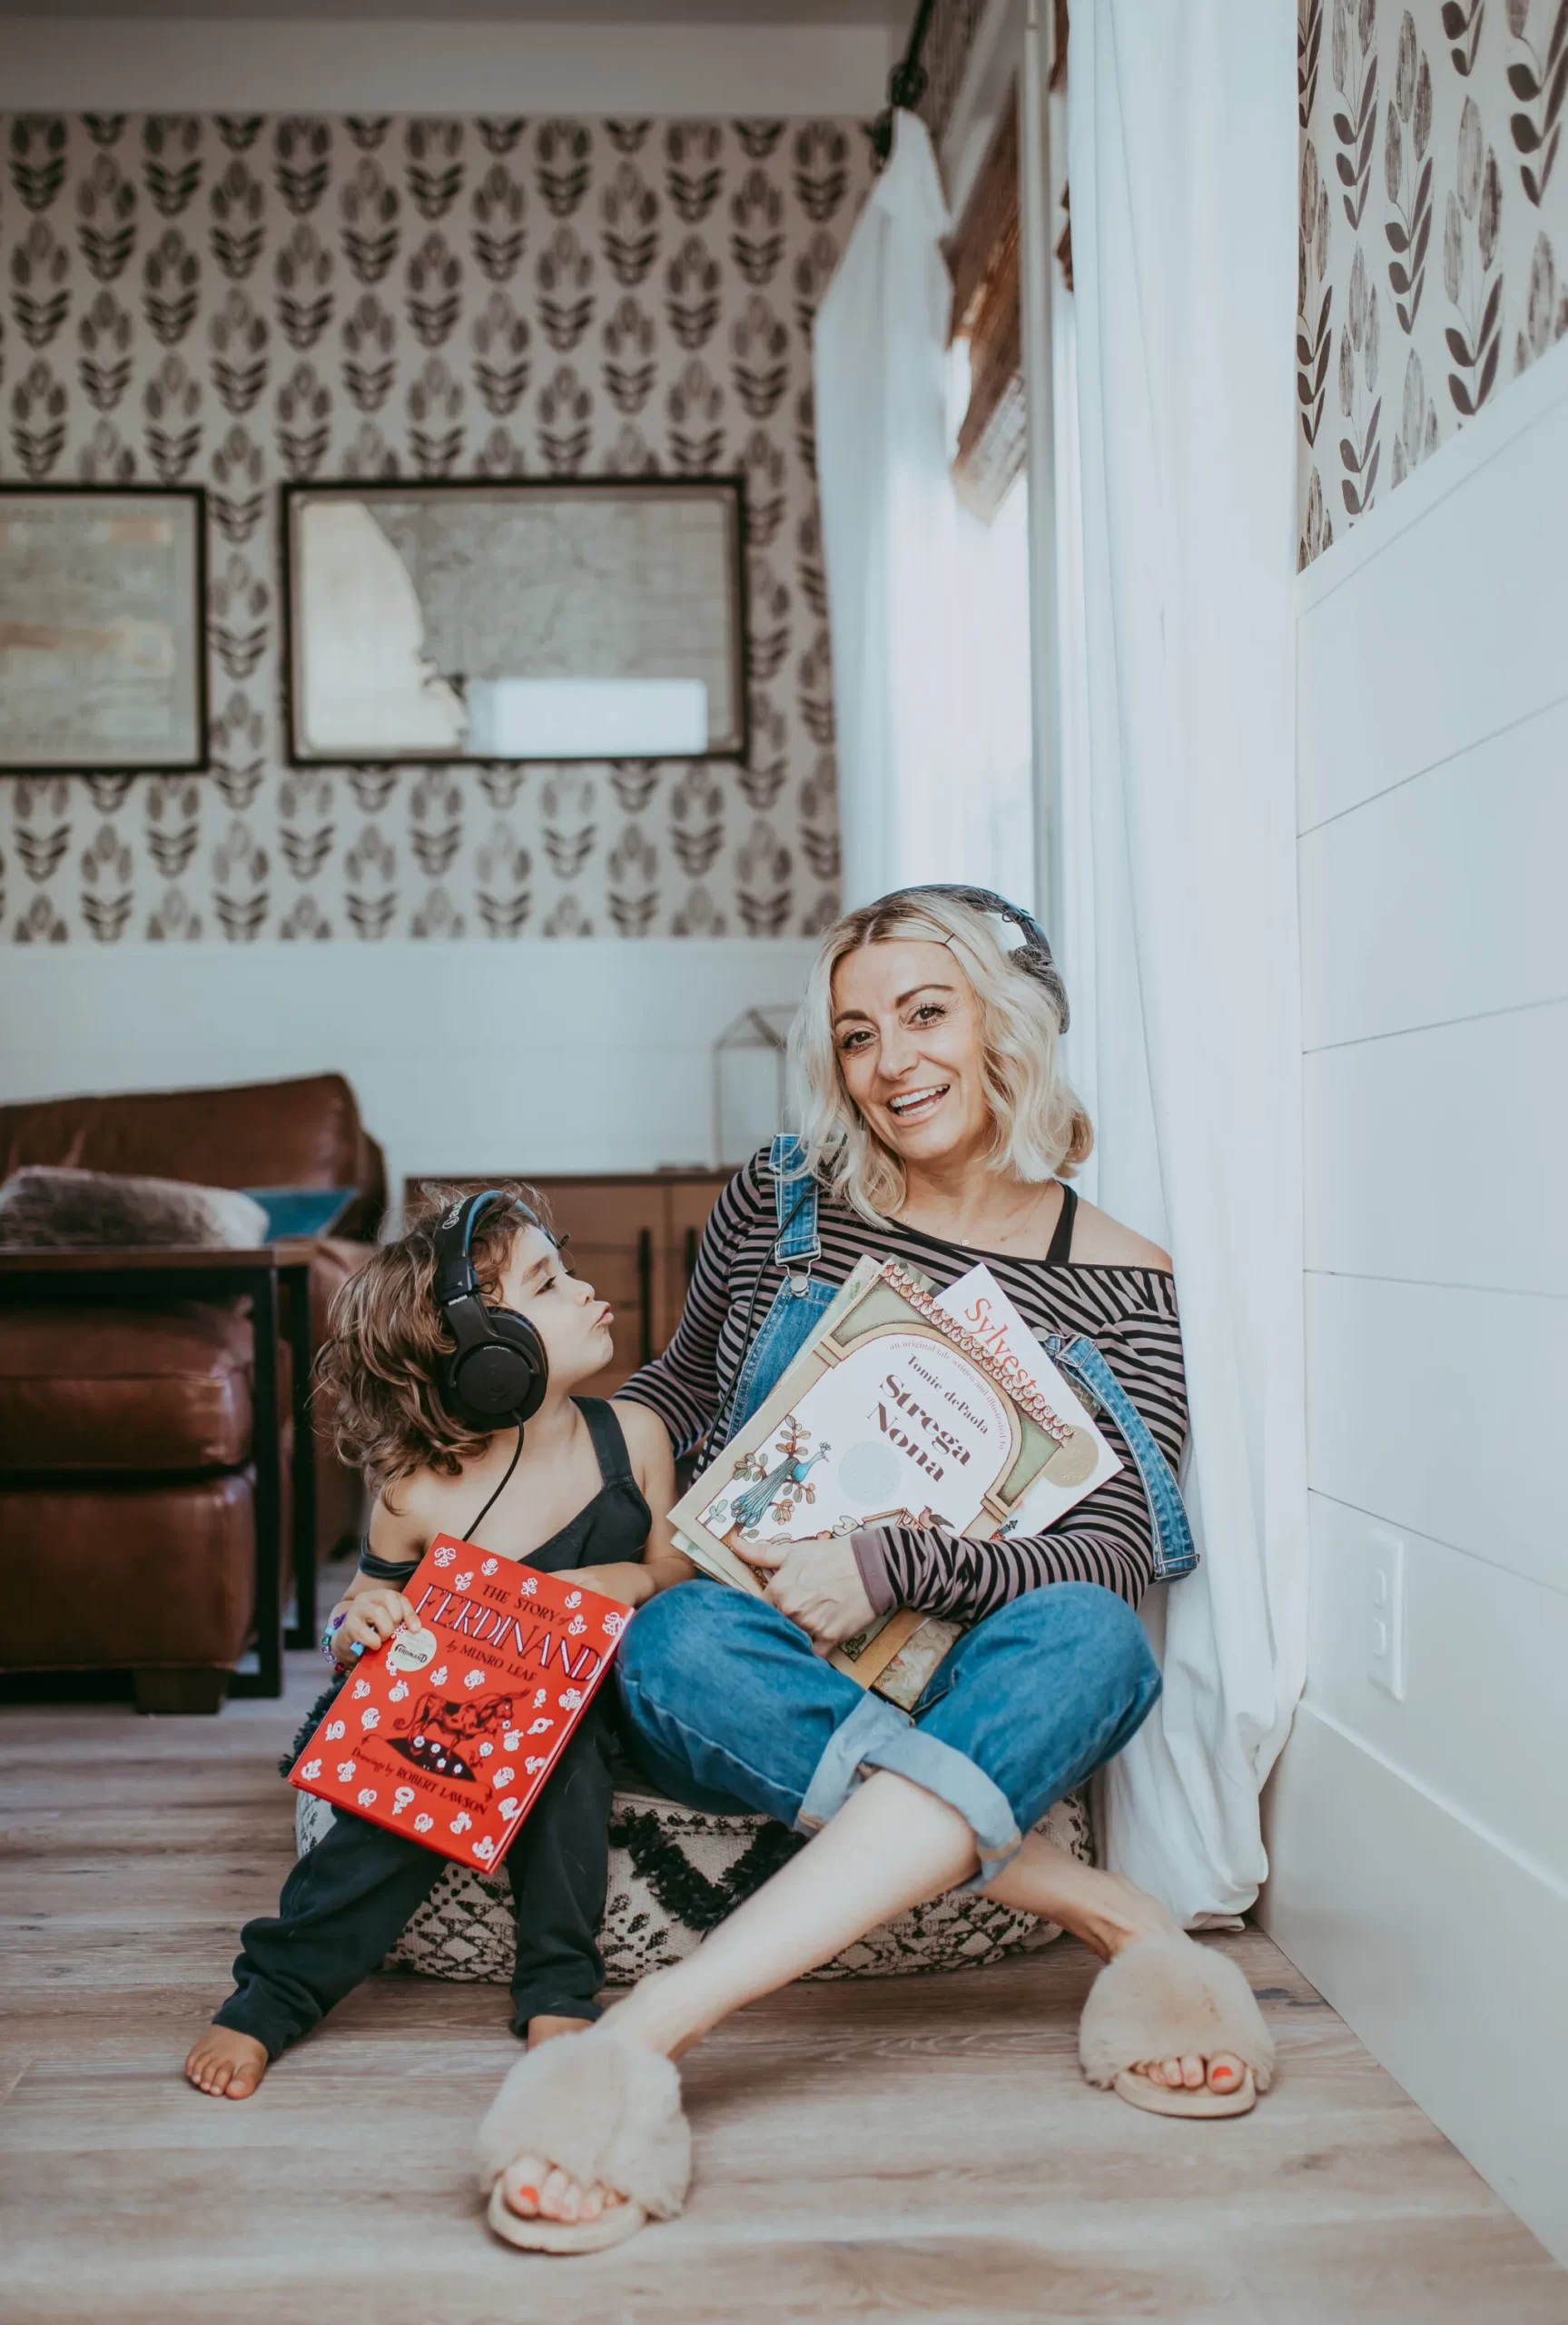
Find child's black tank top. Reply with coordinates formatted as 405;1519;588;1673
286;1400;649;1773
356;1397;650;1578
484;1397;651;1574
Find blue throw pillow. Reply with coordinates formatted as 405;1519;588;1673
244;1187;357;1242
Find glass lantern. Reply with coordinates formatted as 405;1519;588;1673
713;1004;795;1166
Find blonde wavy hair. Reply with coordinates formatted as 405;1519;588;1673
788;888;1093;1223
315;1182;551;1494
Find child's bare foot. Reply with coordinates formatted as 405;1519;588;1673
526;2013;595;2049
184;2027;268;2099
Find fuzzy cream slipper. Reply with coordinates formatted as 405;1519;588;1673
476;2022;690;2254
1079;1933;1277;2119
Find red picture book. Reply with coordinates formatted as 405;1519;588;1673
290;1534;633;1872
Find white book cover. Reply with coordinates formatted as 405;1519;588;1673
930;1265;1122;1529
669;1256;1121;1705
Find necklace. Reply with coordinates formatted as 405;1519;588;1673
902;1178;1058;1253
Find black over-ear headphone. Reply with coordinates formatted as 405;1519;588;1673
432;1189;550;1432
903;884;1070;1033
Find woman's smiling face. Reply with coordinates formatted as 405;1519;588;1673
831;938;991;1168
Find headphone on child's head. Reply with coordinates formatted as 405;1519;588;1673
431;1189;551;1432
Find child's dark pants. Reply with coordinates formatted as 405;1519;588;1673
214;1708;616;2059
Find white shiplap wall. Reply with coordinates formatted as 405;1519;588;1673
1262;336;1568;2265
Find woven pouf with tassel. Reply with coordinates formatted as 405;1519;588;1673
295;1778;1093;1984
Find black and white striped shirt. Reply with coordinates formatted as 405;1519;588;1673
617;1147;1188;1619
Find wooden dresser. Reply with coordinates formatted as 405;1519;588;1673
404;1171;733;1400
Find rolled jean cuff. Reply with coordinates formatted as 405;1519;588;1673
795;1687;1022;1892
212;1993;294;2063
508;1989;606;2039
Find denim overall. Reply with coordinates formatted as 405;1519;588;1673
614;1135;1186;1888
722;1134;1197;1584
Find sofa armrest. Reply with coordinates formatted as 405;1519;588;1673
289;1234;377;1320
287;1236;380;1557
333;1143;388;1241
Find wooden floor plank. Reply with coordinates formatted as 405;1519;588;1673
2;1649;1563;2323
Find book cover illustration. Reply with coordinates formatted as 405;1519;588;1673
290;1534;632;1871
670;1256;1119;1703
930;1262;1122;1530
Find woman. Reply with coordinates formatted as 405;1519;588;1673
477;885;1274;2254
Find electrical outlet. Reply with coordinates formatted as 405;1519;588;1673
1366;1529;1406;1700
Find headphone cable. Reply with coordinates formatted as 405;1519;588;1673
463;1420;524;1548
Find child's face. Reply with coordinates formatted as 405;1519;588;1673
494;1223;614;1391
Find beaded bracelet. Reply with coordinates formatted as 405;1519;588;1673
320;1608;364;1666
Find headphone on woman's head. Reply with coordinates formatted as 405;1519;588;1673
903;884;1070;1033
431;1189;550;1431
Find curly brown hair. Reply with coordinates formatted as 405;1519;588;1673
315;1182;553;1494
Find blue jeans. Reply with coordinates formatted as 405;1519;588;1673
616;1578;1161;1890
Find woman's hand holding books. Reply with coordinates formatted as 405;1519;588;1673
733;1531;876;1650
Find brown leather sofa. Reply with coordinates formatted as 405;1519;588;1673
0;1073;386;1710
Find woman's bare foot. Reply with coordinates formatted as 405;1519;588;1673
1082;1875;1247;2097
1127;2051;1247;2095
498;2006;665;2223
498;2153;626;2228
1075;1868;1182;1961
983;1856;1253;2100
184;2028;268;2099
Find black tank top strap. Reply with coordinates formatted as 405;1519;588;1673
575;1396;636;1491
358;1536;420;1583
361;1400;648;1584
1045;1182;1079;1267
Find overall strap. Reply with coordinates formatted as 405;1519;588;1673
770;1131;821;1265
575;1396;636;1491
1039;1331;1198;1583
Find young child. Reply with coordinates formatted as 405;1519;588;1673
185;1185;692;2102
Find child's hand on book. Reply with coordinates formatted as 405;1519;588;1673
334;1589;422;1665
733;1532;874;1649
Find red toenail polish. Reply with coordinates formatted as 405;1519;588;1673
516;2185;538;2204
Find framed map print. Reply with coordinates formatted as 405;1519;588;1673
0;486;208;773
281;477;748;767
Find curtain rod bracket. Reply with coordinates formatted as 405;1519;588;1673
871;0;939;167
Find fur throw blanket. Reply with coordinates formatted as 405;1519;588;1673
0;1165;270;1251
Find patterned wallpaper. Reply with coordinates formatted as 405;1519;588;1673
1298;0;1568;567
0;114;873;942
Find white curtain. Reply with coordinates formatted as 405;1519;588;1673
1063;3;1307;1924
814;112;970;909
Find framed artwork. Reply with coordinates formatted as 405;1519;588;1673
0;486;208;774
281;476;749;767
